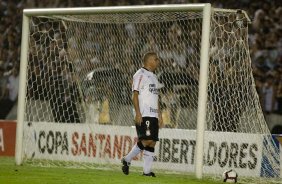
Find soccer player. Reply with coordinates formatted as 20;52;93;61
121;51;163;177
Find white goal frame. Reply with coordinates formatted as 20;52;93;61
16;3;216;179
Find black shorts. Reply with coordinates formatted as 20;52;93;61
136;117;159;141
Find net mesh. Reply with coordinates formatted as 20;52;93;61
22;8;280;183
207;10;263;133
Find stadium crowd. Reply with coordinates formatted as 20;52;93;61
0;0;281;132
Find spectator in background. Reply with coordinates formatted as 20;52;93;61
168;23;182;47
274;7;282;30
7;66;19;102
252;9;266;33
159;43;174;70
172;42;187;70
0;66;19;119
275;68;282;114
0;67;7;101
262;75;276;114
47;59;80;123
125;23;137;40
141;33;160;55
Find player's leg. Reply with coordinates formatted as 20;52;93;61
124;141;145;162
121;119;147;175
122;141;145;175
142;141;156;177
141;117;159;177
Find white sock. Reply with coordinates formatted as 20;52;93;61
124;144;142;163
143;150;154;174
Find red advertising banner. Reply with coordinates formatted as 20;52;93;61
0;120;16;156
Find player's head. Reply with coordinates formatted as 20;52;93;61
143;51;160;72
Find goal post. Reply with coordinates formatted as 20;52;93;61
15;14;30;166
16;4;281;183
195;3;211;179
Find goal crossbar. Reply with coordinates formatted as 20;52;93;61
23;4;209;16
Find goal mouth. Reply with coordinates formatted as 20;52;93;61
16;4;281;183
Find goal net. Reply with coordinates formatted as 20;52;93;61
17;4;280;183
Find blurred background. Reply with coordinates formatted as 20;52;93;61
0;0;281;134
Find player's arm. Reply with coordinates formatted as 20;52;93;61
132;91;142;125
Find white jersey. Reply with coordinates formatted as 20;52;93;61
132;67;159;118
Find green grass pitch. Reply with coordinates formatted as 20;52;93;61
0;157;222;184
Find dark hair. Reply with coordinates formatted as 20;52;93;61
143;51;157;64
